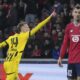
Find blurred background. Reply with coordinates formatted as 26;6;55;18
0;0;79;59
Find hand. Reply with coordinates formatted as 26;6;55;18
50;10;56;17
57;57;63;67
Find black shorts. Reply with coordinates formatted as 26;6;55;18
67;63;80;79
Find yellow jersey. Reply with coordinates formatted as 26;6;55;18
0;16;52;63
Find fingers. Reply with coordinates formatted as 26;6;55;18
58;62;63;67
53;11;56;16
57;57;63;67
50;10;57;17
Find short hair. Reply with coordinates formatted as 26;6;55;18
74;4;80;10
17;21;27;33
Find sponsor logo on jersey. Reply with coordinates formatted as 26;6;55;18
71;35;80;42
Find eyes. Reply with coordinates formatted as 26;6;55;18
73;9;80;14
74;11;80;14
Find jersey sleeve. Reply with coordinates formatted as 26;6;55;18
0;41;8;48
60;25;70;59
0;36;10;48
30;16;52;36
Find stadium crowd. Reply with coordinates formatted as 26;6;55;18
0;0;79;59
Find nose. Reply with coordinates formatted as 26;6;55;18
76;12;79;16
77;12;80;15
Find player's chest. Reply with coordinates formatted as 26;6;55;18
69;27;80;42
69;27;80;34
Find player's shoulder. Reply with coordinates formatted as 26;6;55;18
66;22;73;28
65;22;73;30
9;33;18;39
19;32;29;36
64;22;73;33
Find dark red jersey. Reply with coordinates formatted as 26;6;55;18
60;22;80;63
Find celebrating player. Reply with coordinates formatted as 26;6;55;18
0;11;56;80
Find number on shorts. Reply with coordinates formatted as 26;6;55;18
6;53;14;61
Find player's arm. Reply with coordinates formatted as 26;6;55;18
0;41;8;48
30;11;56;36
58;26;69;67
0;36;10;48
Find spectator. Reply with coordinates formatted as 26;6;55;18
51;45;60;59
31;44;42;58
6;2;18;30
51;0;63;14
25;0;38;24
0;3;4;30
17;0;27;20
42;32;52;58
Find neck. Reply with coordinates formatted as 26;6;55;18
73;19;80;26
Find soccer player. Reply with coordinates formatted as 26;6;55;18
0;11;56;80
57;4;80;80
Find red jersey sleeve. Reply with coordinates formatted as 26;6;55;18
60;25;70;58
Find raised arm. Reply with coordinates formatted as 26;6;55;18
30;11;56;36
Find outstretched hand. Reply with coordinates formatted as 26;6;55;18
50;10;56;17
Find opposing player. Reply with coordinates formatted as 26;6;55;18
58;4;80;80
0;11;56;80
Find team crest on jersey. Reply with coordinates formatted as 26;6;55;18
70;29;73;32
72;35;79;42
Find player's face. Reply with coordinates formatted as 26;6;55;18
72;8;80;21
21;24;30;32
